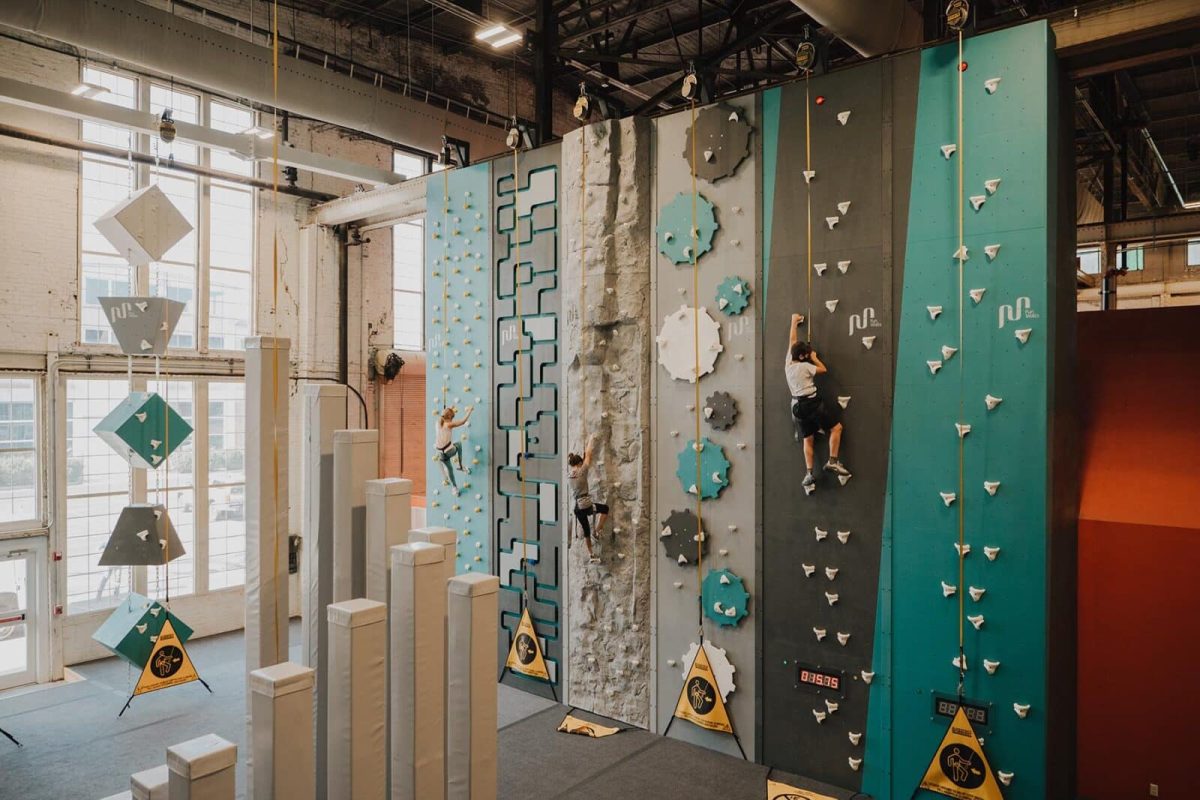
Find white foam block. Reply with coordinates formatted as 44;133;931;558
333;430;380;602
327;599;388;800
167;734;237;800
249;662;316;800
446;574;500;800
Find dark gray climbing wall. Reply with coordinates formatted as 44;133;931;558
493;144;565;692
760;55;918;789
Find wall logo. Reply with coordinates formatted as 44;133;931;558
849;307;881;336
998;296;1038;329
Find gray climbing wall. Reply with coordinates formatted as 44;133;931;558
562;117;654;726
653;99;758;758
493;144;565;693
760;56;918;790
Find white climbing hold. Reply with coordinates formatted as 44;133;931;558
813;262;828;276
826;216;840;230
150;439;161;450
941;491;957;507
825;566;839;581
1013;703;1030;719
732;205;743;214
956;423;971;438
837;396;851;409
984;480;1001;496
815;526;828;541
149;606;160;617
730;239;741;246
825;699;839;714
683;245;693;259
135;529;150;542
941;143;957;159
838;474;852;486
718;548;728;556
135;301;149;312
736;442;746;449
983;659;1001;674
837;259;851;273
667;659;677;667
703;405;714;418
848;731;863;746
703;149;715;163
803;169;816;183
803;563;816;577
861;670;875;684
954;542;971;557
942;345;958;360
862;336;876;350
849;757;862;772
985;177;1002;194
837;530;851;544
1015;328;1032;344
970;195;987;211
673;581;684;589
813;709;827;723
670;430;679;437
723;606;737;618
837;201;851;215
664;231;674;242
813;627;827;641
998;771;1014;787
711;471;722;484
136;623;148;634
928;305;943;320
969;288;986;304
825;592;839;606
719;573;731;585
837;632;851;646
728;111;740;122
942;581;957;598
954;244;969;261
135;412;148;423
677;554;688;565
718;298;729;310
837;110;851;125
985;394;1003;411
984;77;1002;94
968;586;986;602
140;339;153;351
984;546;1001;561
984;244;1001;261
952;655;968;671
825;299;839;313
804;484;816;496
968;614;985;630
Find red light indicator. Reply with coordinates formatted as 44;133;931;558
815;95;825;105
959;61;968;72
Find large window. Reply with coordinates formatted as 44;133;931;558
1188;238;1200;269
78;67;254;353
65;377;246;614
393;151;429;351
1118;244;1145;271
1077;247;1101;275
0;379;38;527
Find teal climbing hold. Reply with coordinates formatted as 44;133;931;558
657;192;718;265
675;437;731;499
702;568;749;627
715;275;751;315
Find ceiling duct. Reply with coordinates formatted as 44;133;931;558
790;0;923;58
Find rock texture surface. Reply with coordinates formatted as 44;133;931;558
561;117;652;726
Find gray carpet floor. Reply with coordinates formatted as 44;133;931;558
0;624;853;799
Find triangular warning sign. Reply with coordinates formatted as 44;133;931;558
918;706;1005;800
766;779;838;800
133;618;200;696
505;607;550;681
673;642;734;733
557;714;621;738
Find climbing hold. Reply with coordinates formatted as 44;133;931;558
656;306;723;382
942;345;958;360
813;710;827;724
941;492;957;507
954;244;969;261
836;201;851;215
1013;703;1030;719
826;216;840;230
703;391;738;431
984;546;1001;561
837;110;851;125
675;438;731;499
968;614;985;630
983;244;1001;261
969;195;987;211
985;394;1003;411
838;474;852;486
836;530;851;544
837;396;851;409
837;259;851;274
862;336;876;350
968;586;986;602
803;170;816;183
825;592;839;606
849;757;862;772
825;566;839;581
928;306;943;321
657;192;718;264
941;144;957;159
715;276;752;316
954;542;971;557
984;481;1001;496
825;699;839;714
956;423;971;438
969;288;986;304
836;632;851;646
942;581;957;598
848;732;863;746
815;526;829;541
802;563;816;577
984;77;1002;94
983;659;1001;674
861;670;875;684
660;509;707;564
952;655;968;671
998;771;1014;787
825;299;839;313
702;568;750;627
984;178;1002;195
813;262;828;276
1015;328;1032;344
813;627;827;641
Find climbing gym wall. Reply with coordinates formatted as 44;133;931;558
869;20;1075;800
425;163;492;574
493;144;566;690
653;98;759;757
561;117;654;726
760;54;918;790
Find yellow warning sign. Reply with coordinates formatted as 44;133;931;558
766;779;839;800
557;714;621;738
505;607;550;681
672;644;733;734
134;618;200;696
918;706;1005;800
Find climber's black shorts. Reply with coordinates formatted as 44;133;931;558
574;503;609;538
791;395;842;439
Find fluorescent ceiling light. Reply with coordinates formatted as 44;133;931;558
241;125;275;139
71;82;110;99
490;32;523;48
475;25;506;41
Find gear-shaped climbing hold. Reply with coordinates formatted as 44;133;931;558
657;192;718;265
675;438;731;499
681;640;736;700
656;306;723;382
660;508;707;565
703;391;738;431
702;568;749;628
683;104;753;183
715;275;751;316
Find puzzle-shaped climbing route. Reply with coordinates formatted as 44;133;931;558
425;162;492;576
702;568;749;627
492;147;564;686
94;391;193;469
657;192;718;265
99;297;186;357
656;306;723;382
714;275;751;316
675;437;730;499
99;503;186;566
659;508;706;565
683;103;753;183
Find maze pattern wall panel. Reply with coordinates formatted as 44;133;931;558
493;144;565;690
760;56;918;791
866;22;1072;800
653;100;758;757
425;163;492;575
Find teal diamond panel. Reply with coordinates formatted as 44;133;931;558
94;392;193;469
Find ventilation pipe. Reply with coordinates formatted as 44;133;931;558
790;0;923;58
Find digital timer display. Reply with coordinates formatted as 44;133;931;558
932;694;990;727
796;663;843;695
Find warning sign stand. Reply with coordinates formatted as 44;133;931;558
916;705;1005;800
663;641;746;759
118;618;211;716
765;777;839;800
500;606;558;703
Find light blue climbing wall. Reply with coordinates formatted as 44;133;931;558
425;163;492;575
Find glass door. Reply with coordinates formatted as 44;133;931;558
0;542;37;691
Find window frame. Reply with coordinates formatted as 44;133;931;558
393;215;425;351
1187;238;1200;269
0;374;44;535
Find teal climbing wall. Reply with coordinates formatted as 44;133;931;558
866;21;1070;799
425;163;492;575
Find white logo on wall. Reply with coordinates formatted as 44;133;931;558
849;308;881;336
998;297;1038;329
726;316;751;338
500;321;519;345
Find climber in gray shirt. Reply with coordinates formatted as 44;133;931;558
567;433;609;564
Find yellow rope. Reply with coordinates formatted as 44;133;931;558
512;145;529;598
805;72;813;343
441;167;450;411
270;0;282;664
578;127;588;538
955;30;967;688
689;98;704;634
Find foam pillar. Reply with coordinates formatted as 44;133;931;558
301;383;345;798
166;734;237;800
245;336;290;789
446;574;499;800
332;430;378;602
327;598;387;800
249;661;316;800
130;765;168;800
390;542;447;800
407;525;458;592
365;478;413;603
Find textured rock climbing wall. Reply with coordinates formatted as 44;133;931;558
493;144;566;691
425;164;493;574
561;117;653;727
653;99;758;757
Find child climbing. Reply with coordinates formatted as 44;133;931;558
786;313;850;489
435;405;473;495
567;433;609;564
